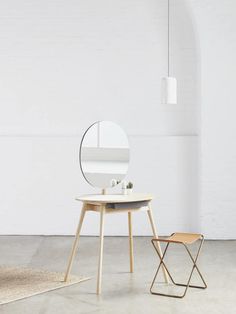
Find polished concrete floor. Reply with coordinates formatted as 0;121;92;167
0;236;235;314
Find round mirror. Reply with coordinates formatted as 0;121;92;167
80;121;130;189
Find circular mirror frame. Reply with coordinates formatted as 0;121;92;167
79;121;130;189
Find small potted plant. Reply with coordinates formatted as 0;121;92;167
110;179;121;188
126;182;133;195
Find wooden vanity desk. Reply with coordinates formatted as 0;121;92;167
64;193;168;294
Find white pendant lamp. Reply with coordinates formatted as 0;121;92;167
161;0;177;104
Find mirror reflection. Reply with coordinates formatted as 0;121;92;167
80;121;130;189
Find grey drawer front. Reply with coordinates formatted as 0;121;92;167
106;200;149;209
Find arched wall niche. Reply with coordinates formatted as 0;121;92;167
0;0;201;235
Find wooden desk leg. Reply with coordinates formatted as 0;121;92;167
64;204;86;282
147;205;169;283
128;212;134;273
97;206;105;295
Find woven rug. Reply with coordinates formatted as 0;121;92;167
0;266;89;305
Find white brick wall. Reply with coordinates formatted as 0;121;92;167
190;0;236;239
6;0;236;238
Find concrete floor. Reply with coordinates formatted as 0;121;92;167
0;236;235;314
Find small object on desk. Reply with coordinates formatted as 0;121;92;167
121;180;128;195
126;181;133;195
110;179;121;187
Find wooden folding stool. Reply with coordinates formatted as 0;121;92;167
150;232;207;298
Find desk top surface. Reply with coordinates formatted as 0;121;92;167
76;193;153;204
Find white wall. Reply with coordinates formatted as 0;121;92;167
189;0;236;239
0;0;200;236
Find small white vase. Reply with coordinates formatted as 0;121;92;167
127;188;133;195
122;188;127;195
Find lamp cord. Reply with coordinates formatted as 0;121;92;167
168;0;170;77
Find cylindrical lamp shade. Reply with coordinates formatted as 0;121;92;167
161;76;177;104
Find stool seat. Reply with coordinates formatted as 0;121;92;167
167;232;202;244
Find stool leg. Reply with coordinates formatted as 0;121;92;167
173;239;207;298
147;206;169;283
150;242;172;293
97;207;105;295
128;212;134;273
180;238;207;292
185;237;207;289
64;205;86;282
